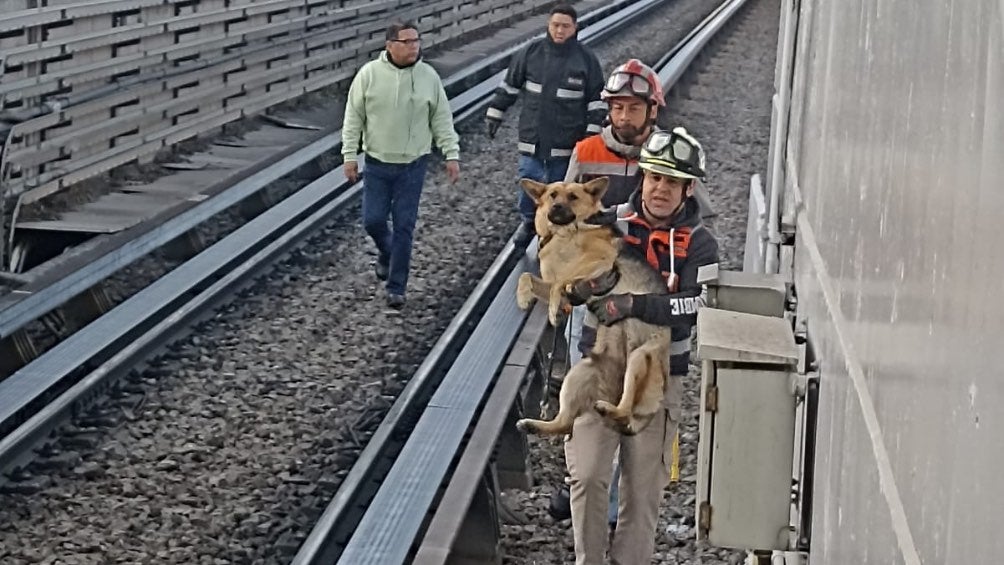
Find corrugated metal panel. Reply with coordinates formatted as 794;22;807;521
0;0;547;201
782;0;1004;563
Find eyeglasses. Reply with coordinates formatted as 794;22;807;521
604;71;653;99
390;38;422;46
643;130;704;176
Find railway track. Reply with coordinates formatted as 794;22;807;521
0;0;559;216
0;0;662;485
295;0;760;562
0;1;739;563
0;0;651;377
0;0;666;443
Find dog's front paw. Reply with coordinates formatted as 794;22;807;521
516;273;536;310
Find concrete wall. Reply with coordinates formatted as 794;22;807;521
775;1;1004;563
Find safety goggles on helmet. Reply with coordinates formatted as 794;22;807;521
639;128;706;180
602;59;666;107
604;71;655;100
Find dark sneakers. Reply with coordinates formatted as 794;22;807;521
386;293;406;309
375;261;389;281
548;485;572;520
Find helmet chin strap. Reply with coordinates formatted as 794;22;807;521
641;199;681;225
633;104;658;143
636;123;654;145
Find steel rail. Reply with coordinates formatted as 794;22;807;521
324;0;755;562
0;0;649;476
0;0;647;345
289;233;529;565
0;164;357;475
289;0;685;562
654;0;752;86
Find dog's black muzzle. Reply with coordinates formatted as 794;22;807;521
547;205;575;226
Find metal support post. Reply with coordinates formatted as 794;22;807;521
496;400;532;490
163;229;206;262
448;466;503;565
0;330;38;376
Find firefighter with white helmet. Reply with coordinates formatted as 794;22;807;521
559;123;720;565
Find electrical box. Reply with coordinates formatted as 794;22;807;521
695;307;799;551
698;263;789;318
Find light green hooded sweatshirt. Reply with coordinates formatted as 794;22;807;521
341;51;460;164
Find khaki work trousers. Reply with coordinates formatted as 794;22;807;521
564;378;683;565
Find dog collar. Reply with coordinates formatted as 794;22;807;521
585;266;621;297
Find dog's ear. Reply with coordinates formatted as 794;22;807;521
582;176;610;202
519;178;548;203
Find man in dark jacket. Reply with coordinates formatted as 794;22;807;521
484;3;605;230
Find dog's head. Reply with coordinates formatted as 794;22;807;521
520;177;609;234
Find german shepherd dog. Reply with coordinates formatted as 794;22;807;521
515;177;671;436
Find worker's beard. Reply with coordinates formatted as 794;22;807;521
612;123;650;145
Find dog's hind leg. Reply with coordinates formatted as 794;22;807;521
595;339;667;434
516;359;599;436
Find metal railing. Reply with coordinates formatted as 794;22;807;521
0;0;651;514
0;0;643;368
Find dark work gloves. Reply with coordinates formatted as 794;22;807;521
588;294;633;325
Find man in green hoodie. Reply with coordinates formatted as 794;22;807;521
342;21;461;309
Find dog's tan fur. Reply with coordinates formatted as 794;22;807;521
515;177;671;436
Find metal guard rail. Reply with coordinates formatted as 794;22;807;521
323;239;535;565
0;0;646;344
0;158;358;475
0;0;648;472
0;0;660;511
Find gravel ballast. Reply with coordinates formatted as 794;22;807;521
0;0;778;563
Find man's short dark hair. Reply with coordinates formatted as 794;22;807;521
386;21;418;41
550;3;577;22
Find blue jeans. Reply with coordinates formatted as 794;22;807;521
609;455;621;527
361;155;429;296
516;155;570;223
